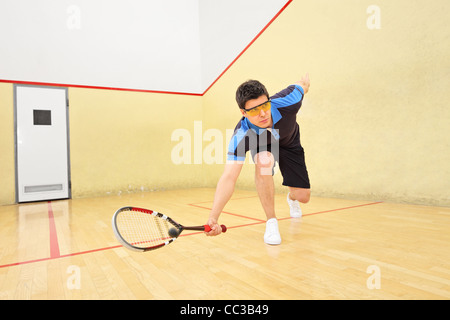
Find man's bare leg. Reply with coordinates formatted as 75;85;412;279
287;187;310;218
254;151;276;220
288;187;310;203
254;152;280;245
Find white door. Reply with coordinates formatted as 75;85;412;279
15;85;71;203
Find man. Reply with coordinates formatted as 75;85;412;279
206;74;311;245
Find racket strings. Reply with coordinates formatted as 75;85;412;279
116;210;171;249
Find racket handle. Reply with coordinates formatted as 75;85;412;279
204;224;227;233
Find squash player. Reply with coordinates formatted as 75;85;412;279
205;74;311;245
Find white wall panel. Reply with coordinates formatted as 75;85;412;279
0;0;289;94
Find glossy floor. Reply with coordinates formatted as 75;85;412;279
0;188;449;299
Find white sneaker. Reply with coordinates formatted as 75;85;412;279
264;218;282;245
287;193;302;218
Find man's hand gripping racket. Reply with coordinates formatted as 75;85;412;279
112;206;227;252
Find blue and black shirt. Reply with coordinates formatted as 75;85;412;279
227;84;305;162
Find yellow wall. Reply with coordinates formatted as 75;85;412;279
202;0;450;206
1;0;449;206
69;88;204;198
0;83;15;205
0;84;205;204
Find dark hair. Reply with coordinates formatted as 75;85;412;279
235;80;269;109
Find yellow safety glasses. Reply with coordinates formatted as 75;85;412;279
243;100;271;116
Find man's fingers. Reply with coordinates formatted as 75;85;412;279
205;223;222;236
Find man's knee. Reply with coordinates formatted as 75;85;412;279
254;151;275;177
290;188;311;203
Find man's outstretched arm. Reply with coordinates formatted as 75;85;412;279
205;161;244;236
295;73;310;94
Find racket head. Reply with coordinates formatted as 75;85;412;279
112;206;182;252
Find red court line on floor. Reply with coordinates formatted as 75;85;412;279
189;196;383;223
301;201;384;217
0;199;383;269
188;203;265;222
0;245;123;269
189;195;261;205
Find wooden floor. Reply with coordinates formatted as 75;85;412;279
0;188;449;300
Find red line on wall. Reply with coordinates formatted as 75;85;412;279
201;0;293;95
0;79;203;96
0;0;293;97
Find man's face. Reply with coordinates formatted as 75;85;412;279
241;95;273;129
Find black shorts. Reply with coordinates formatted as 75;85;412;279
251;144;310;189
